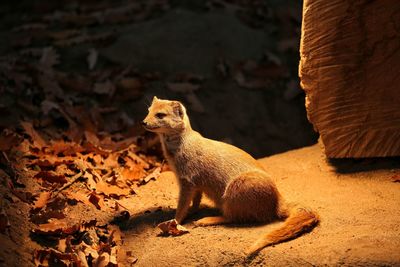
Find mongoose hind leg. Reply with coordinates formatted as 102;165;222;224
222;172;281;223
194;216;229;226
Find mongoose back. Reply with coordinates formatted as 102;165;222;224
142;97;319;256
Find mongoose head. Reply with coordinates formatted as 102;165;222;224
142;96;189;134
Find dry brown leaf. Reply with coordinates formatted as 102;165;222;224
88;191;105;210
0;130;22;151
65;191;91;206
94;252;111;267
33;219;97;236
33;191;52;210
157;219;189;236
30;210;66;225
77;242;99;262
138;166;161;186
11;189;34;203
20;121;47;148
391;174;400;183
108;225;123;245
121;167;144;182
50;140;84;156
55;164;76;177
58;238;68;253
33;219;68;235
33;248;80;267
34;171;68;184
84;131;100;146
96;180;131;198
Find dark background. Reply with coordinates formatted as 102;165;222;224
0;0;317;158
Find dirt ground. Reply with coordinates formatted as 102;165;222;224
0;1;399;266
116;144;400;266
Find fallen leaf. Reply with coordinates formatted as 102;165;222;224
137;166;161;186
34;171;68;184
65;191;91;205
94;252;111;267
33;248;79;267
121;167;144;182
50;140;84;156
0;130;22;151
157;219;189;236
391;174;400;183
108;224;124;245
57;238;68;253
20;121;47;148
33;191;52;210
77;242;99;263
11;189;34;203
84;131;101;147
96;180;132;198
33;219;68;235
33;219;96;236
88;191;105;210
30;210;66;224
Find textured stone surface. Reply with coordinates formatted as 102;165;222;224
299;0;400;158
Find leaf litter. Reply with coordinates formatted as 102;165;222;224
0;2;169;263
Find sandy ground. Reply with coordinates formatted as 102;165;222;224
117;144;400;266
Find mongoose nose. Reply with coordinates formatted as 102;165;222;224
141;121;147;126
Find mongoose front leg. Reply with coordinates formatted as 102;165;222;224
175;180;195;224
190;190;202;214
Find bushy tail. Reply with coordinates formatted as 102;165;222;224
246;205;319;257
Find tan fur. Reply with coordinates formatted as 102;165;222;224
143;97;319;257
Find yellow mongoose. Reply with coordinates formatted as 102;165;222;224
142;97;319;256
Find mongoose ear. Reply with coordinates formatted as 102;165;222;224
172;101;184;119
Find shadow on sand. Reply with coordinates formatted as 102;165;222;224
328;157;400;174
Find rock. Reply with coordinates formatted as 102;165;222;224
299;0;400;158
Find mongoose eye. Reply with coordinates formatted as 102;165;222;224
155;112;167;119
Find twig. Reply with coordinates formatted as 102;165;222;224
114;200;130;211
53;171;84;197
